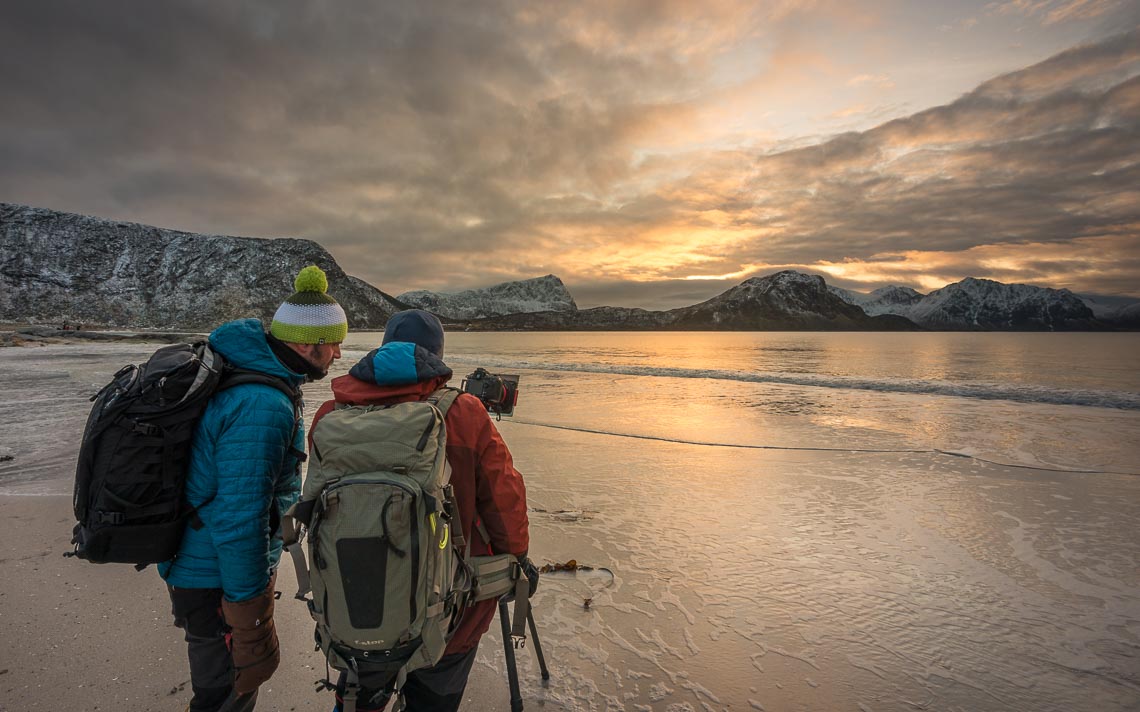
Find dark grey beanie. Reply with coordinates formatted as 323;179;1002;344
382;309;445;357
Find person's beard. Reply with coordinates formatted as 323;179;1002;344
304;360;329;381
266;333;330;381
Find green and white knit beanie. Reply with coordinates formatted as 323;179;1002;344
269;266;349;344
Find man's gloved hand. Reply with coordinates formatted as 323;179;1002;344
221;574;280;695
522;558;540;597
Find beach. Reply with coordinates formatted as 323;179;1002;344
0;494;523;711
2;334;1139;711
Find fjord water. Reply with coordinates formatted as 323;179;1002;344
357;331;1140;712
2;332;1138;711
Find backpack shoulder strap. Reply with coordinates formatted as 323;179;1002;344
219;369;302;403
426;387;461;418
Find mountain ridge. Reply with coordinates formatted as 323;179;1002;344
0;203;401;329
831;277;1110;330
2;203;1132;332
398;274;577;320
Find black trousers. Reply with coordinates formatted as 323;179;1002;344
333;645;479;712
168;585;259;712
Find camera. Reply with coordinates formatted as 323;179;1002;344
462;368;519;417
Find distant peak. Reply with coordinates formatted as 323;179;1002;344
743;270;821;285
396;273;576;319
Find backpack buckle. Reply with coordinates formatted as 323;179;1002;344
95;511;125;525
131;421;159;436
440;485;457;522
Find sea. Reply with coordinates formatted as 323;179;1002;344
2;331;1138;711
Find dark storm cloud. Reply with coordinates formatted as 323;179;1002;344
0;0;720;294
1;3;1138;305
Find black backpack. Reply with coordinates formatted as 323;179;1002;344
69;341;303;565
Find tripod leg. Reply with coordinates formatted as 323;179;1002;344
526;610;550;681
499;600;524;712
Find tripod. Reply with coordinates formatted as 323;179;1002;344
498;598;550;712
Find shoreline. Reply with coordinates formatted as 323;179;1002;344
1;325;205;347
3;336;1138;711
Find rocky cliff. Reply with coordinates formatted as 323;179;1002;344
0;203;400;329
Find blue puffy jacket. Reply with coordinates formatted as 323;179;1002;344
158;319;306;602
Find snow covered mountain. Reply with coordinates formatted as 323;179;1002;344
467;271;917;331
910;278;1100;330
0;203;402;329
828;284;924;316
1078;293;1140;329
398;274;577;320
832;277;1101;330
1;203;1124;332
668;271;916;330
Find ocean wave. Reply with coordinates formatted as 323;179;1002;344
443;357;1140;410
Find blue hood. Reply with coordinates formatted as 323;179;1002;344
349;341;452;386
208;318;305;386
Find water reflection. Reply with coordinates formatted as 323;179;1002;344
392;331;1140;394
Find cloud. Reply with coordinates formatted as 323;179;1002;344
810;235;1140;295
675;31;1140;294
1;4;1138;307
985;0;1125;25
847;74;896;89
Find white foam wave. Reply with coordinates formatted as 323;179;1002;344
446;357;1140;410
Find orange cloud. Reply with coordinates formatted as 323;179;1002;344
985;0;1123;23
847;73;895;89
810;235;1140;294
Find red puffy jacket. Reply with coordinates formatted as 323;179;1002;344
309;342;529;654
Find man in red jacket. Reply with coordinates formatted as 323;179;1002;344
315;309;530;712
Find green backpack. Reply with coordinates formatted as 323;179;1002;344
283;389;523;712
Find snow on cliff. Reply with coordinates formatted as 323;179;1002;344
1079;293;1140;328
668;271;916;330
398;274;577;320
829;284;924;316
833;277;1100;330
0;203;400;329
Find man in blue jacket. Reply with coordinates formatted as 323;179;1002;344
160;266;348;712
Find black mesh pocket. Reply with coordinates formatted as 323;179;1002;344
337;537;389;629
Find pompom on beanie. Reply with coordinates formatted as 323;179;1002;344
382;309;445;357
269;265;348;344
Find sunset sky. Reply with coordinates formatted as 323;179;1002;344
2;1;1138;308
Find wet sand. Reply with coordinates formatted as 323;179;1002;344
2;341;1139;712
0;495;520;711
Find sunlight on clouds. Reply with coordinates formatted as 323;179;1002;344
1045;0;1123;24
847;74;895;89
3;2;1138;306
985;0;1125;25
682;266;765;280
812;235;1140;293
525;211;769;284
830;104;871;119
